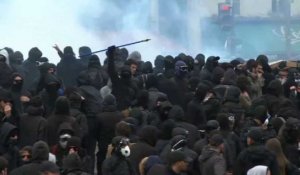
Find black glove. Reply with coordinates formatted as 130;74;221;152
106;45;116;59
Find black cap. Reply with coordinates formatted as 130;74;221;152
247;127;264;143
167;151;192;166
39;161;60;173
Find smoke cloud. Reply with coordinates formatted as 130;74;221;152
0;0;197;63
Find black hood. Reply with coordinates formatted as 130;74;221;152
0;122;17;146
205;56;219;72
28;47;42;61
58;122;74;136
32;141;49;162
62;153;82;172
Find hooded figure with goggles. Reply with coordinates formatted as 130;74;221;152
102;136;136;175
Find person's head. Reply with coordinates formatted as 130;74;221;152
88;55;101;68
125;59;138;76
66;136;81;155
247;127;264;146
28;47;42;61
0;157;7;175
54;96;70;115
278;68;289;85
39;161;60;175
175;60;188;78
63;46;75;58
253;61;264;75
209;133;224;153
195;83;210;102
19;146;32;164
154;55;165;68
11;73;23;91
115;121;132;138
167;151;190;173
120;65;132;80
0;49;9;64
32;141;50;162
112;136;131;157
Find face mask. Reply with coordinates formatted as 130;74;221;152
59;141;68;149
59;134;71;149
120;145;130;157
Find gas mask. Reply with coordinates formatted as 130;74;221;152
120;145;131;157
59;134;71;149
116;138;131;157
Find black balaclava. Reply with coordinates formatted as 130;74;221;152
28;47;42;62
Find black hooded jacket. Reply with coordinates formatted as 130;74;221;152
57;52;83;88
108;51;138;110
96;94;123;150
23;47;42;93
47;113;79;147
77;72;103;117
0;122;19;171
19;104;47;147
234;145;280;175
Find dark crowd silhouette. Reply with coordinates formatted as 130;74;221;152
0;45;300;175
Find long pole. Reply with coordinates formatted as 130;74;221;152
79;39;151;57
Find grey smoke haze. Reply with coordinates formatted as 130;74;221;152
0;0;203;63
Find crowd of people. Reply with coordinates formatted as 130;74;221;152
0;44;299;175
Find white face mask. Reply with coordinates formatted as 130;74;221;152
120;146;130;157
59;141;68;149
59;134;71;149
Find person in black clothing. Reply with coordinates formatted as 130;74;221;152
46;96;80;147
234;127;280;175
55;46;83;88
107;46;138;111
0;122;19;172
168;105;200;148
10;73;31;116
22;47;42;93
129;125;158;174
62;153;90;175
186;83;209;128
40;73;62;117
85;55;108;90
200;56;219;81
77;71;103;173
19;95;47;147
65;87;88;139
96;94;123;175
102;136;136;175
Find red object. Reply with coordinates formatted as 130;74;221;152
221;4;231;11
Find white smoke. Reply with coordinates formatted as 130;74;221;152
0;0;193;63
